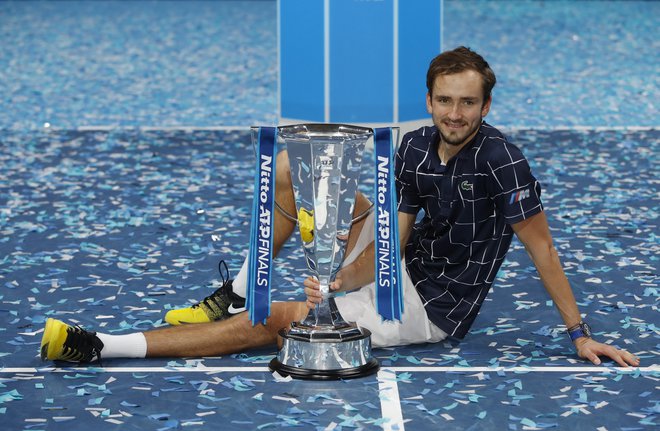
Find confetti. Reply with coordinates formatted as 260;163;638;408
0;2;657;431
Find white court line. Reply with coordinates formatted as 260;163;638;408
76;125;254;132
386;366;659;373
0;365;657;374
500;125;659;132
378;369;405;431
3;364;656;430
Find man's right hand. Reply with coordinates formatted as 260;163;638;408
303;276;343;309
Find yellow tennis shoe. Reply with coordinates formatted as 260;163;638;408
40;318;104;363
165;260;246;325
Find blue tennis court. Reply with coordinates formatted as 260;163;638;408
1;1;658;430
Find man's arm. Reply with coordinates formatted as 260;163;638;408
336;211;416;292
512;211;639;367
303;211;417;305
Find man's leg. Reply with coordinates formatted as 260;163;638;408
41;149;373;362
145;301;308;357
274;150;373;258
41;301;309;362
236;151;372;292
231;149;299;296
164;150;299;324
166;149;371;323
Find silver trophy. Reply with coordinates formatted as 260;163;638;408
267;123;380;380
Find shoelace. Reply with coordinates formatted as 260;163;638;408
194;260;231;310
63;325;103;365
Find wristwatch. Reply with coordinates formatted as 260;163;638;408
567;321;592;342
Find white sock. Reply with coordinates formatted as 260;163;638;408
232;258;248;298
96;332;147;359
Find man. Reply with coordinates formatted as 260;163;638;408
40;47;639;368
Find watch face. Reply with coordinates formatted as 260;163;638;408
582;322;592;338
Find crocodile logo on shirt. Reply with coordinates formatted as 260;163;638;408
460;181;473;192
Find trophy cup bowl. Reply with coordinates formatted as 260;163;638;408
267;123;379;380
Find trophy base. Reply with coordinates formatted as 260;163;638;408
269;325;379;380
269;357;379;381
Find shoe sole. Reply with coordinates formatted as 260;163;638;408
40;318;69;361
164;309;212;326
165;309;244;326
40;318;54;360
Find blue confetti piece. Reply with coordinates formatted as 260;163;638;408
88;397;104;406
0;390;23;403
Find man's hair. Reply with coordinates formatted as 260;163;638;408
426;46;497;102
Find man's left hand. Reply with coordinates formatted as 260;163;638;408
574;338;640;367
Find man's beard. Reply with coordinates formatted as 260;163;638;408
438;121;480;147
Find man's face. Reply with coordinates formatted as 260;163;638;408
426;70;491;147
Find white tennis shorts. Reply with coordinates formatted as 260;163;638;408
335;212;447;348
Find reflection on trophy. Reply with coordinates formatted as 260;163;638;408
268;123;380;380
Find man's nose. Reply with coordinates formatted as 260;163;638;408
447;103;462;119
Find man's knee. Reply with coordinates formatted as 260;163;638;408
269;301;308;329
275;150;292;189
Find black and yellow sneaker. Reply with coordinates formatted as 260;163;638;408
40;318;104;363
165;260;246;325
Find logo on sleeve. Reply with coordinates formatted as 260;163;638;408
510;188;531;204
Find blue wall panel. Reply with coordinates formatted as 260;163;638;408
329;0;393;123
279;0;442;124
280;0;324;121
398;0;442;122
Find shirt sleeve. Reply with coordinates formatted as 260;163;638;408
486;141;543;224
395;133;422;214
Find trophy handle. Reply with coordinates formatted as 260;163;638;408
275;200;374;225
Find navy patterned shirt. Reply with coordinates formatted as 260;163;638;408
396;123;543;338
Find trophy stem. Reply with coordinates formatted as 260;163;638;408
299;296;351;331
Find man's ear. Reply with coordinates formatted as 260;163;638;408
481;95;492;117
426;92;433;114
